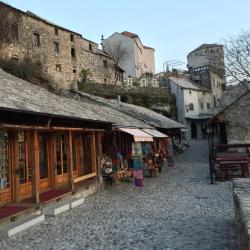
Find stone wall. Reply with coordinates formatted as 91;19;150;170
225;91;250;143
233;178;250;250
0;2;120;89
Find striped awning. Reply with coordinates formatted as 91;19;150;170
118;128;153;142
142;129;168;138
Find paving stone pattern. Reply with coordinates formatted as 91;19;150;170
0;140;236;250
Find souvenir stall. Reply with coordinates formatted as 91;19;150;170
102;128;153;187
141;129;169;176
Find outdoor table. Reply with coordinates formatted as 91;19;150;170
216;158;249;180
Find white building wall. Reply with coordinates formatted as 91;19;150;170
143;48;155;74
103;33;136;79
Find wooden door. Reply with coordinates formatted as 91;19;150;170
39;133;51;192
54;134;68;187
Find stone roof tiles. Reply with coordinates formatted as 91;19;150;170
170;77;211;91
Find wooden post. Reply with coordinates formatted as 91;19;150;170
67;131;74;191
12;132;20;203
31;130;40;203
91;132;97;175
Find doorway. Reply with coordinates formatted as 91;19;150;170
191;122;197;139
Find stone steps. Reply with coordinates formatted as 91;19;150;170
70;197;84;209
0;197;85;237
43;200;70;217
0;214;45;238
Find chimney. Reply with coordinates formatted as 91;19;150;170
101;34;105;51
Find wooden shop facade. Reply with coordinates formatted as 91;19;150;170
0;108;110;206
0;69;113;207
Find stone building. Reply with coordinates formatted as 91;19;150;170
170;76;214;140
0;1;123;89
102;31;155;80
212;88;250;144
187;44;226;105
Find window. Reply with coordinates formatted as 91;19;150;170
200;103;204;110
103;60;108;68
104;78;107;83
54;42;59;52
18;131;31;184
55;134;68;175
0;132;9;190
202;91;205;95
89;43;93;51
39;134;48;179
70;34;74;42
71;48;76;58
189;91;192;94
34;33;40;47
189;103;194;111
56;64;62;72
73;69;76;73
11;56;19;62
11;24;19;41
207;103;211;109
55;27;58;36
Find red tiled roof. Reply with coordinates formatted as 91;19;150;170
121;31;138;38
143;45;155;50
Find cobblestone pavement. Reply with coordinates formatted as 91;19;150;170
0;140;236;250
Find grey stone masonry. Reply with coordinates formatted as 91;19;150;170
233;178;250;250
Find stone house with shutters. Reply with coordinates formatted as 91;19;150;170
0;1;124;89
170;76;214;140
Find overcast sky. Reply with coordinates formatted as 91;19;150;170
5;0;250;72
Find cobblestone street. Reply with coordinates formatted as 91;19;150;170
0;140;236;250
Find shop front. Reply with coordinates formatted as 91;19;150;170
0;128;103;207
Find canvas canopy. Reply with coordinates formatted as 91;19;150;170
142;129;168;138
118;128;153;142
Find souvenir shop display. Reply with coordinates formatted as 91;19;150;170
166;137;174;167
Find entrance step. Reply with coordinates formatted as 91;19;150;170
70;197;84;209
43;201;70;217
0;214;45;238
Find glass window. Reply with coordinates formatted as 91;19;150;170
0;132;9;190
55;134;68;175
189;103;194;111
39;134;48;179
18;131;30;183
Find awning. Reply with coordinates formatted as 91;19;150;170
118;128;153;142
142;129;168;138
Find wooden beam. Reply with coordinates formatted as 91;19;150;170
73;173;97;183
66;131;74;191
91;132;97;175
31;130;40;203
0;123;105;132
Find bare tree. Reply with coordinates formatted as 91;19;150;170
223;29;250;89
104;41;128;84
